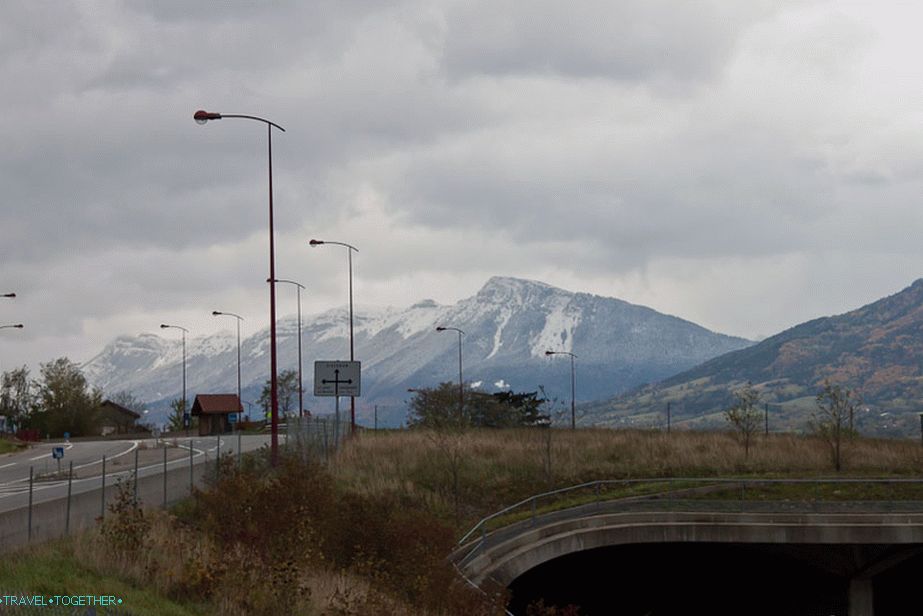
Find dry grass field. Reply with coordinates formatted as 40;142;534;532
3;427;923;615
334;428;923;526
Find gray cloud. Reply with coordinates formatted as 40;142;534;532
2;0;922;372
441;0;780;85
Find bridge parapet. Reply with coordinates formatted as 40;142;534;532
454;477;923;587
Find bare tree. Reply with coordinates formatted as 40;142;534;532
810;380;859;472
724;382;762;459
258;369;300;419
108;390;147;414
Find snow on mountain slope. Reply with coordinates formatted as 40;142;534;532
83;276;752;426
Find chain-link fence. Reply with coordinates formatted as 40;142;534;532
285;415;352;463
0;435;253;553
0;423;359;553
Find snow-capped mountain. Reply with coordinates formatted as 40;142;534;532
83;276;752;426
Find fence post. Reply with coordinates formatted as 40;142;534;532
134;448;139;502
216;432;221;482
237;431;242;467
28;466;33;542
65;461;73;535
100;455;106;520
189;438;194;494
595;482;601;508
163;445;167;509
531;498;537;526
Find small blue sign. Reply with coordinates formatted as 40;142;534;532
63;432;70;442
52;447;64;460
228;413;238;424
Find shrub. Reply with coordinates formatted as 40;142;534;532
100;477;150;554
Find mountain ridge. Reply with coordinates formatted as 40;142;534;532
83;276;753;427
584;278;923;436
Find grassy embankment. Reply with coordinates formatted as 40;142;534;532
0;438;24;455
3;428;923;615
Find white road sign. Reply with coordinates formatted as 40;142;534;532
314;361;361;397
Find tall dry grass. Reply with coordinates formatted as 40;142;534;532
72;458;508;616
334;428;923;527
77;512;433;616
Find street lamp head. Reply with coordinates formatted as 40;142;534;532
212;311;222;316
308;239;324;246
2;293;15;298
545;350;555;356
194;109;222;124
436;326;446;332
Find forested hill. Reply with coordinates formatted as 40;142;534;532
585;279;923;437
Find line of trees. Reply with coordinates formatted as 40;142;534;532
0;357;141;437
406;382;550;429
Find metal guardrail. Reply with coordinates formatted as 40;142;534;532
456;477;923;561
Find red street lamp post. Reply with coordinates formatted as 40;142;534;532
195;110;285;465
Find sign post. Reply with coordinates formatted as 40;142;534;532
52;446;64;474
314;361;361;442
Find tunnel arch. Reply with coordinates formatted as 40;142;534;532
458;510;923;587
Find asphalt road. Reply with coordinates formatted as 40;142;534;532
0;434;273;514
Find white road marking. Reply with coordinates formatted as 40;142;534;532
69;439;140;472
0;436;263;504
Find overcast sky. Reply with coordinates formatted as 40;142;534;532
3;1;923;370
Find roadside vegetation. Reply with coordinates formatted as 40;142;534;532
335;427;923;531
1;360;154;438
0;437;22;455
3;419;923;614
1;455;508;616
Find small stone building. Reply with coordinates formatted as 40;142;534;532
98;400;142;435
191;394;242;436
